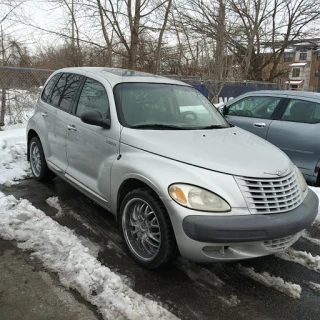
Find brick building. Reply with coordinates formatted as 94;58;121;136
282;41;320;91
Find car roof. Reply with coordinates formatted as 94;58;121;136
54;67;189;87
237;90;320;99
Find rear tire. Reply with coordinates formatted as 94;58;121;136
29;137;55;182
120;187;177;269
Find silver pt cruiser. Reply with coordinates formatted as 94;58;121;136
27;67;319;269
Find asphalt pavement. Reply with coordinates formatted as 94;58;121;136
1;178;320;320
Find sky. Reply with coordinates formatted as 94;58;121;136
1;1;77;52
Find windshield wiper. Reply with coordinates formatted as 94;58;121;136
130;124;187;130
199;125;229;129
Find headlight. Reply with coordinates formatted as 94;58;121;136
168;184;230;212
295;167;307;192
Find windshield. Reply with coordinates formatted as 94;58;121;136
114;83;229;129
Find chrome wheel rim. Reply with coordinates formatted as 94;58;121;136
123;198;161;261
30;142;41;177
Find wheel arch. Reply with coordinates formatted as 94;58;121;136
116;177;162;224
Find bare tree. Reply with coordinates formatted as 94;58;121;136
0;0;25;128
97;0;173;69
154;0;172;73
228;0;320;81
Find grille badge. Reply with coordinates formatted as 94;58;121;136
264;169;288;176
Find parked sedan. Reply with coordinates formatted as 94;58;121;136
223;90;320;185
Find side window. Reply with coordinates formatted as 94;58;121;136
76;78;110;119
41;73;61;103
50;73;82;112
227;96;281;119
281;99;320;123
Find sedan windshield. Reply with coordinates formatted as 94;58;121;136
114;83;229;129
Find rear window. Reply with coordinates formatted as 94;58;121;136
41;73;61;103
50;73;82;112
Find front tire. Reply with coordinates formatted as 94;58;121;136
120;188;177;269
29;137;55;181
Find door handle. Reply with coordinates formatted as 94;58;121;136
253;122;266;128
41;112;48;117
67;124;77;131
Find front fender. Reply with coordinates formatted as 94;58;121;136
110;143;247;216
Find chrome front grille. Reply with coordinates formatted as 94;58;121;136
263;233;301;253
235;170;304;214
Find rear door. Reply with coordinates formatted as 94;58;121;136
225;95;284;139
45;73;83;172
37;73;62;160
267;98;320;179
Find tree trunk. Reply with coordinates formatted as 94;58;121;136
0;88;7;128
128;0;141;69
155;0;172;73
213;0;226;103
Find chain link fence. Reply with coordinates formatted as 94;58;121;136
0;67;288;131
0;67;54;130
164;75;287;89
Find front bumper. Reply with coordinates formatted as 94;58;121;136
183;189;318;243
165;189;318;263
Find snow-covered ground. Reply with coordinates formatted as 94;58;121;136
0;128;31;186
0;128;179;319
0;192;177;320
1;89;38;130
1;126;320;315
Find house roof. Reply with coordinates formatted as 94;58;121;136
285;80;304;85
289;62;307;67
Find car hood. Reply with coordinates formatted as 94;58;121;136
120;126;293;178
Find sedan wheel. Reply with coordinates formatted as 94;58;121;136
120;188;177;269
30;141;41;177
29;136;56;181
123;198;161;261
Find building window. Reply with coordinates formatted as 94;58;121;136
317;51;320;61
284;52;294;62
292;68;300;77
299;52;307;60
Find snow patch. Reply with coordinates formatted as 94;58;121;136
277;248;320;273
46;196;99;234
218;295;240;307
0;192;178;320
308;282;320;292
46;196;63;217
239;265;301;299
302;231;320;247
77;235;101;259
0;128;31;185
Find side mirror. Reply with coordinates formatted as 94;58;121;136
80;110;111;129
222;105;227;115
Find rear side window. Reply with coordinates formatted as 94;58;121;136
51;73;82;112
282;99;320;123
76;78;110;119
41;73;61;103
227;96;281;119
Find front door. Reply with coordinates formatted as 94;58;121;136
225;95;283;139
65;77;119;205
